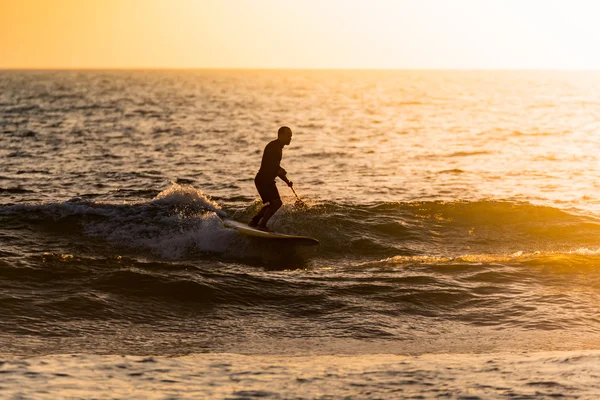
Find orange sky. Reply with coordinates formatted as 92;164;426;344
1;0;600;69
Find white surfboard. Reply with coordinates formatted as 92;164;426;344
222;218;319;246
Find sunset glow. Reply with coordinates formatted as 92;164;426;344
2;0;600;69
5;0;600;396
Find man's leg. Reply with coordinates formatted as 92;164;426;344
251;177;269;227
249;204;268;227
257;198;282;230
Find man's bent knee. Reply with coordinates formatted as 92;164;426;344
271;199;282;210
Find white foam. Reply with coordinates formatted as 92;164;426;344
80;206;241;259
152;183;225;217
2;184;260;259
569;247;600;255
131;212;239;259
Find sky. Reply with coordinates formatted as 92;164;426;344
1;0;600;69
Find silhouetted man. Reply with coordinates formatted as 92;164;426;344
249;126;293;231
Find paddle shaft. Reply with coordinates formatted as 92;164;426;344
290;186;300;200
290;185;306;206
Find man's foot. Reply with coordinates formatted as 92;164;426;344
256;225;271;232
248;216;261;227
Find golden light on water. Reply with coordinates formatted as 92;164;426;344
2;0;600;69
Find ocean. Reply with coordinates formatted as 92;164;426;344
2;69;600;398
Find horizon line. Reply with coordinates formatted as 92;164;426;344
2;67;600;72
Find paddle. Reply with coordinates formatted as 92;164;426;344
289;184;308;208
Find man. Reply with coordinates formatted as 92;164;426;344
249;126;293;231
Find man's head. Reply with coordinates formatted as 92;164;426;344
277;126;293;146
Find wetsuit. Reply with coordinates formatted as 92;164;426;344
255;139;284;203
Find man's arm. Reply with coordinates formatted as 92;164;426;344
277;167;293;187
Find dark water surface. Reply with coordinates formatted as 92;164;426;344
2;70;600;357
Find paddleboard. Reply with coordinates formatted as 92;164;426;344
222;218;319;246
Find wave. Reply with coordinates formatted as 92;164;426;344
3;183;600;339
356;249;600;271
0;187;35;194
0;183;233;259
3;247;600;340
1;184;600;261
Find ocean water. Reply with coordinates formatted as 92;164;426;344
2;69;600;398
